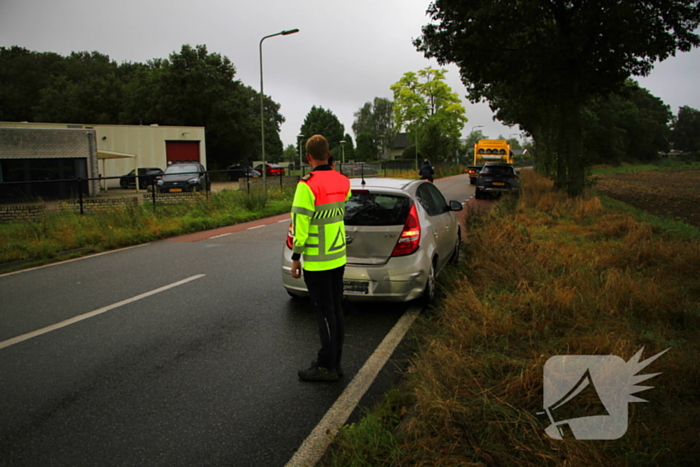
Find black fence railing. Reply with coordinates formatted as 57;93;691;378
0;161;422;217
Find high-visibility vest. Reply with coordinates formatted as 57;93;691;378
291;168;351;271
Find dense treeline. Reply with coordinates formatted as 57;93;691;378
416;0;700;196
0;45;284;169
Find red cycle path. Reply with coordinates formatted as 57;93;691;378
166;213;291;242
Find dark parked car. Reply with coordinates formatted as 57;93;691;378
475;163;520;199
157;163;210;193
254;163;286;176
227;165;261;181
119;167;163;189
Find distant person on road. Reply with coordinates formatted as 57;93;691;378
290;135;351;382
419;159;434;182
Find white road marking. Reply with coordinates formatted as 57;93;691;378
285;304;421;467
278;219;290;223
0;274;206;350
0;244;149;278
247;225;265;230
210;233;233;239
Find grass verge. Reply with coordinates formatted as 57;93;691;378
0;187;294;272
323;170;700;466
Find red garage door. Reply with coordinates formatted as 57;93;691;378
166;141;200;164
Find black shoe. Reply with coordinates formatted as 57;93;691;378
298;365;339;382
311;360;343;377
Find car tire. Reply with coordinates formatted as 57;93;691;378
474;190;482;200
420;260;437;305
470;178;476;185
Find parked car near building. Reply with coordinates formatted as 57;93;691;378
282;177;463;303
255;163;286;176
474;163;520;199
119;167;163;189
157;162;210;193
227;165;261;181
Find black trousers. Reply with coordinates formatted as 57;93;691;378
303;266;345;371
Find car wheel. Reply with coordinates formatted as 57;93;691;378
420;260;437;305
474;190;482;199
470;178;476;185
449;229;461;265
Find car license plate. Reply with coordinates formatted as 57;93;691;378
493;182;505;186
169;188;183;192
343;281;369;294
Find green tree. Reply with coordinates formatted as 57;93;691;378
0;46;63;122
300;106;345;152
352;97;396;158
672;106;700;153
32;51;125;124
331;134;355;163
416;0;700;196
355;133;377;162
121;45;284;168
282;144;298;163
390;67;467;162
581;81;671;165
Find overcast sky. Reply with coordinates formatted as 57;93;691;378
2;0;699;149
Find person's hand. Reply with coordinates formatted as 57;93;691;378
291;260;302;279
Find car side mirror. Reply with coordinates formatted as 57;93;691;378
449;200;463;212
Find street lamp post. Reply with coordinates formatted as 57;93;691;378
340;140;346;167
259;28;299;193
297;134;304;175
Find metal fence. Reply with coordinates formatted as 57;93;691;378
0;161;419;221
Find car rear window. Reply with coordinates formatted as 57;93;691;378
482;166;513;175
344;193;411;226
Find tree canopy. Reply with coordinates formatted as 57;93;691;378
672;105;700;153
299;106;345;152
416;0;700;195
352;97;396;158
0;44;286;169
391;67;467;162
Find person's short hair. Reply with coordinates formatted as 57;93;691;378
306;135;330;161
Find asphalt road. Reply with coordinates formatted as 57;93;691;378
0;174;476;467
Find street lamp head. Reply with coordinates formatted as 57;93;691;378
297;134;304;138
340;140;346;144
282;29;300;35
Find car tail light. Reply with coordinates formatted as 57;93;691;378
391;204;421;257
286;223;294;249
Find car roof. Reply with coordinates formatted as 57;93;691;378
483;162;514;167
350;177;419;192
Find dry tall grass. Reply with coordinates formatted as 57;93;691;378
359;170;700;466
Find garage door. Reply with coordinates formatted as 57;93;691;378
166;141;200;164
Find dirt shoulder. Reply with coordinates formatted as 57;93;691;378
593;167;700;228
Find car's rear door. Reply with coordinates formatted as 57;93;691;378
416;183;455;270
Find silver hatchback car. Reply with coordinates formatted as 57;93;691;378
281;178;463;302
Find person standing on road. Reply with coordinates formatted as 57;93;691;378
290;135;351;382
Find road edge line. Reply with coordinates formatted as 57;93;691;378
285;304;421;467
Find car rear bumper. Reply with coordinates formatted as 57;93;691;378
281;248;430;302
